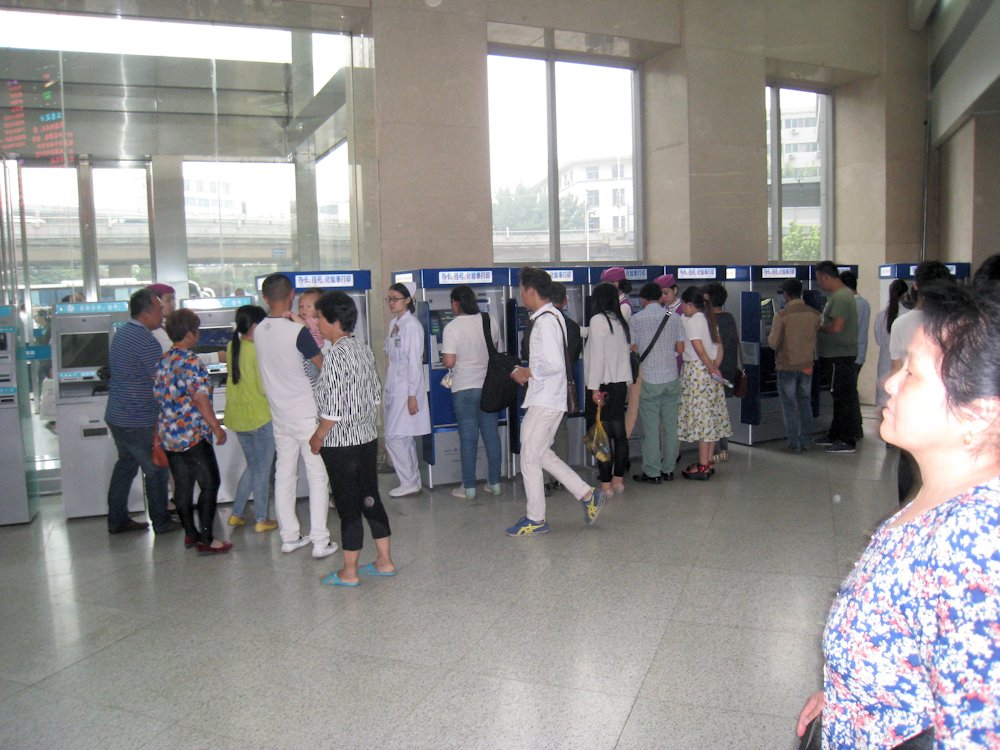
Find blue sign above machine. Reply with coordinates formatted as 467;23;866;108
667;265;728;282
727;265;812;282
256;270;373;291
878;262;971;279
394;267;512;289
19;345;51;361
55;301;129;314
509;267;589;286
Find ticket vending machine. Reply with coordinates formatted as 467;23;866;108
393;267;512;488
722;265;812;445
180;296;252;504
254;270;373;346
508;266;588;470
878;262;971;304
52;301;145;518
0;305;39;525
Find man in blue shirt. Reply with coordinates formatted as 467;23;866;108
105;288;174;534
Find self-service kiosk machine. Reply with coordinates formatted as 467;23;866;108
393;267;512;488
255;270;373;346
878;262;971;303
722;265;812;444
508;266;588;470
180;296;252;504
52;301;145;518
0;305;39;525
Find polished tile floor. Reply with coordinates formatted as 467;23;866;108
0;413;899;749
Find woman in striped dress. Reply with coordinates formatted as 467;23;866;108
309;291;395;587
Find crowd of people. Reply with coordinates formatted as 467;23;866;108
97;259;1000;743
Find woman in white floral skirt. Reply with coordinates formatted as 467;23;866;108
677;286;732;480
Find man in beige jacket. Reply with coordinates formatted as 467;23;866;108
767;279;821;452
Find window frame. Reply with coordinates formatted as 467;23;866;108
767;85;834;262
487;47;643;263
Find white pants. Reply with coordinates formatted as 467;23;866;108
273;417;331;546
385;434;421;490
521;406;591;523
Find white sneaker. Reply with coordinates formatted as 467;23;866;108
312;542;339;559
280;536;312;553
389;485;421;497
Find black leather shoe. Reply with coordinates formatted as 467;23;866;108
661;472;674;481
108;518;149;534
632;473;661;484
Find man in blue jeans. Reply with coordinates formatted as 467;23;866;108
105;288;175;534
768;279;821;452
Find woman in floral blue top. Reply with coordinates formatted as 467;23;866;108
797;282;1000;748
154;309;231;555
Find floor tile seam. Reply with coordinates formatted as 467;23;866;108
370;664;471;746
667;612;830;639
687;559;842;577
448;661;647;703
626;693;811;722
18;677;171;724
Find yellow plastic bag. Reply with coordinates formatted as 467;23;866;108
583;403;612;463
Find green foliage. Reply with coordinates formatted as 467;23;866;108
491;184;586;232
782;222;821;261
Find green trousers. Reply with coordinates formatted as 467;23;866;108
638;378;682;477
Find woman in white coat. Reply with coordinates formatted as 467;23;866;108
383;283;430;497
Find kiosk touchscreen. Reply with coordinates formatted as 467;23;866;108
393;268;512;488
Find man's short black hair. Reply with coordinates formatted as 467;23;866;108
550;281;567;306
519;266;553;300
639;282;662;302
914;261;953;287
705;281;727;308
839;270;858;291
780;279;803;298
815;260;840;280
316;290;358;333
261;273;293;302
129;288;158;319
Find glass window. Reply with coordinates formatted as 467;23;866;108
183;161;295;297
555;61;635;262
766;86;831;261
93;167;152;296
488;55;550;263
488;54;637;263
14;167;82;293
315;141;353;268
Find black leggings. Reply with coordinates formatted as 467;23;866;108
166;439;220;545
320;440;391;552
584;382;629;483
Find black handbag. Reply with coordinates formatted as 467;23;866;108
536;311;578;414
478;313;520;413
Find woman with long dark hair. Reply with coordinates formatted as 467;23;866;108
441;285;503;500
224;304;277;532
873;279;908;409
383;282;430;497
584;282;634;495
677;286;731;480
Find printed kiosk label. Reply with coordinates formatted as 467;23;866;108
438;270;494;285
761;267;797;279
678;267;718;280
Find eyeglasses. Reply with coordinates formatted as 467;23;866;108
385;296;406;303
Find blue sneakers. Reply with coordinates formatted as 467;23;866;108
505;517;550;536
580;489;607;526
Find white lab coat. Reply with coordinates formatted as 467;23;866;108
383;310;430;437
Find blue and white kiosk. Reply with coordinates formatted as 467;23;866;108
878;262;971;303
392;267;512;488
508;266;589;470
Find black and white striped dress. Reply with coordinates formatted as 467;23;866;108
315;336;382;448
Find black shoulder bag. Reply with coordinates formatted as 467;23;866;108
478;312;520;413
535;311;578;414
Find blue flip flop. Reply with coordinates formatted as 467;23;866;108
321;571;360;587
359;562;397;577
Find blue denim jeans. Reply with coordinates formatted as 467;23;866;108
777;369;814;450
107;422;170;532
233;421;276;522
451;387;501;488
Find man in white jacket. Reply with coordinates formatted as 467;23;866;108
506;267;607;536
